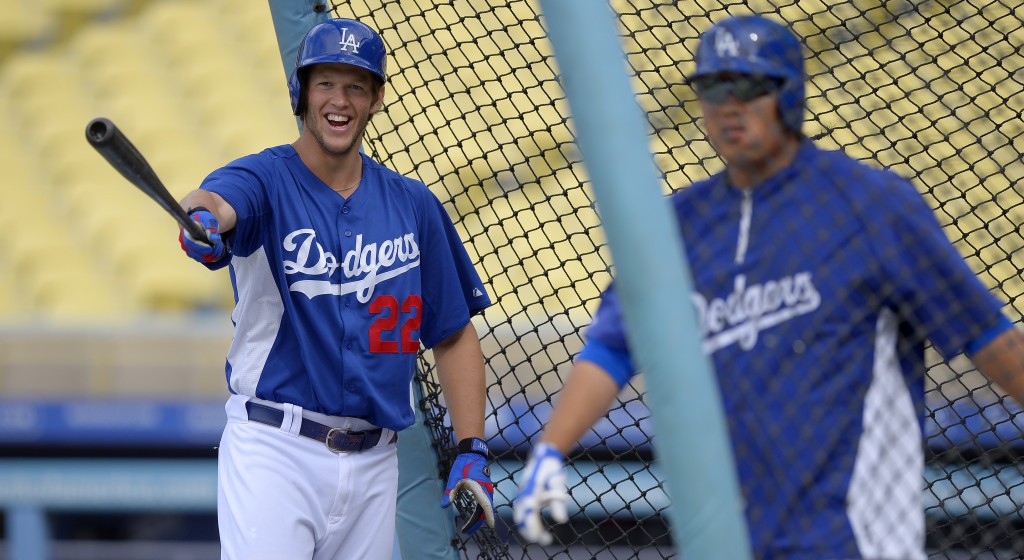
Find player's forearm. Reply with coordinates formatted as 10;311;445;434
539;360;621;455
179;190;237;233
972;326;1024;407
434;321;487;442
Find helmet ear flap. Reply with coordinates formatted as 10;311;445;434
288;67;303;116
777;79;805;134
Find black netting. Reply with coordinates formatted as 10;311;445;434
330;1;1024;558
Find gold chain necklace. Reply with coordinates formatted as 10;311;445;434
334;177;360;194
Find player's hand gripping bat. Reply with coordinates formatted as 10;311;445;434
85;117;212;245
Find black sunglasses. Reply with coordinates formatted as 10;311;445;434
692;75;782;103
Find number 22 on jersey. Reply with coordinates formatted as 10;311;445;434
369;294;422;353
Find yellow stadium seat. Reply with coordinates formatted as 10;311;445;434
50;150;124;210
6;217;78;267
0;50;81;100
139;1;222;42
86;62;169;99
22;253;131;322
0;50;98;163
75;203;222;306
69;18;145;66
0;116;133;320
117;245;232;312
0;0;55;49
39;0;129;21
32;116;101;172
0;156;51;226
3;215;130;318
0;0;286;323
0;260;30;319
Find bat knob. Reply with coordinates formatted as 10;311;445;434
86;118;115;145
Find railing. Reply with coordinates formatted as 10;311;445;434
2;397;1022;558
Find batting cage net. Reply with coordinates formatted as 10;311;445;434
329;1;1024;558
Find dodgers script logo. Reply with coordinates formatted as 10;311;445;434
694;273;820;353
282;229;420;302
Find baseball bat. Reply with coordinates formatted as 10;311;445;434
84;117;212;245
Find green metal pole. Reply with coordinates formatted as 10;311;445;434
536;1;752;557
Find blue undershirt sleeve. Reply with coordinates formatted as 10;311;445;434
965;314;1015;357
576;338;636;390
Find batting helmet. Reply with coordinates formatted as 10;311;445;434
288;18;388;115
687;15;805;133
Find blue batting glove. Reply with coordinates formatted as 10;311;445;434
514;442;569;546
441;437;495;534
179;207;228;269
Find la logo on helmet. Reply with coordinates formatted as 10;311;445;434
714;30;740;57
340;28;360;53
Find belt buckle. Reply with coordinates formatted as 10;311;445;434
325;427;363;453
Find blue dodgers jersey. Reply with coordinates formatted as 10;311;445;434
200;146;491;431
584;141;1007;559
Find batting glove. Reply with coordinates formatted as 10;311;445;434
179;207;228;269
441;437;495;534
513;442;569;546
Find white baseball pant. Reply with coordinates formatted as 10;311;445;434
218;395;399;560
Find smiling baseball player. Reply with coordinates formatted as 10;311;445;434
177;18;494;560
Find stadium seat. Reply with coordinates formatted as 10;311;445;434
39;0;129;23
0;257;28;318
139;2;227;72
50;150;122;212
0;49;81;100
3;203;127;321
69;196;227;311
26;256;128;321
0;0;55;51
118;249;232;311
68;18;144;68
0;50;97;160
0;134;61;230
0;0;286;321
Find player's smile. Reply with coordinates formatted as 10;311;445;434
321;112;358;145
310;109;360;157
325;113;352;131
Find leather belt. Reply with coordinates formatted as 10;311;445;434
245;401;397;453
